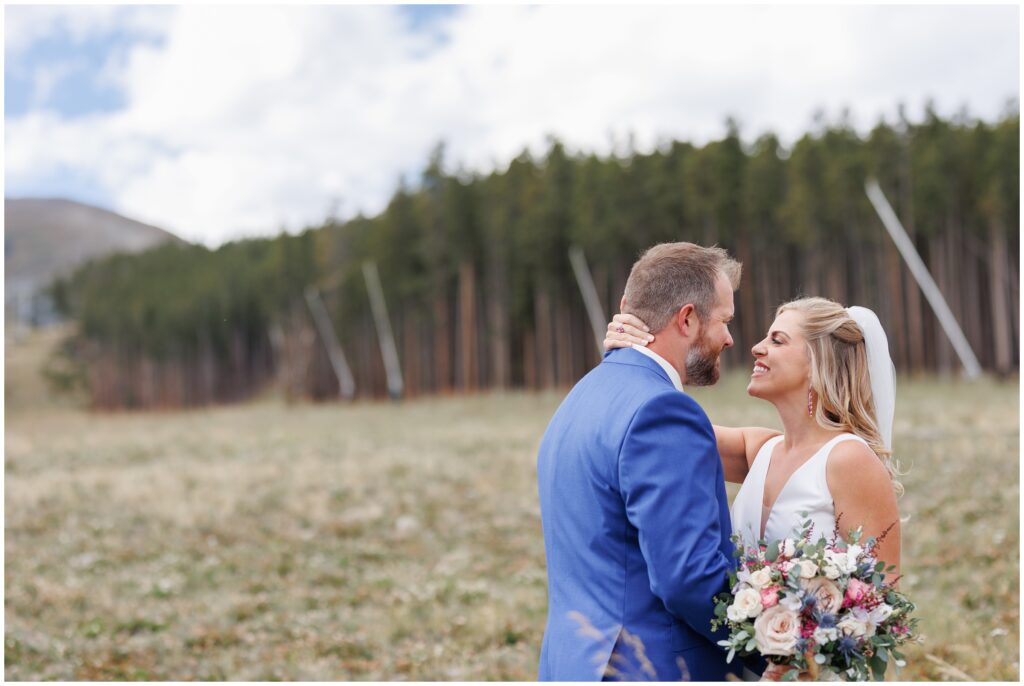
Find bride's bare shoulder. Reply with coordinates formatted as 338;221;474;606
826;438;890;489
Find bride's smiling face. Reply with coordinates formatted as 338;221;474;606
747;310;811;400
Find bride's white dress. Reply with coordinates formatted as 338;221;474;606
730;433;868;681
731;433;869;549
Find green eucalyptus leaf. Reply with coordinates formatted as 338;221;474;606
869;654;887;680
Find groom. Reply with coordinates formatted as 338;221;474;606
536;242;742;681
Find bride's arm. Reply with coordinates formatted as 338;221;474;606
827;441;902;582
713;425;781;484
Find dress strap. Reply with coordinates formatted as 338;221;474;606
750;434;785;472
810;433;871;495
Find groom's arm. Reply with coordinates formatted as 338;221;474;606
619;391;732;643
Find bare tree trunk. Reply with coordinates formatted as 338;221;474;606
612;259;629;312
1008;246;1020;365
826;242;844;302
880;241;907;371
952;228;981;369
930;234;954;374
989;221;1013;375
523;329;537;390
535;287;555;389
457;260;477;391
553;292;571;386
735;235;759;361
487;285;509;390
403;308;419;398
434;292;451;394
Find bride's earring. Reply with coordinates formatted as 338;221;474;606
807;389;815;417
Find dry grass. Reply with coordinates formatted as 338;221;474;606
5;332;1019;680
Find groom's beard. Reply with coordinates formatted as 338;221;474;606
685;333;721;386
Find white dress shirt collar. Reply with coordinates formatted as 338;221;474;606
630;344;684;392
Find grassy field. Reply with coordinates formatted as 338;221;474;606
5;329;1019;680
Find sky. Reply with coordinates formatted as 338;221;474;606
5;3;1020;247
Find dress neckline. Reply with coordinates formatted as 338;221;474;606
757;433;850;540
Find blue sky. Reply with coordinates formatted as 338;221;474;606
4;5;459;213
5;5;456;118
5;4;1019;246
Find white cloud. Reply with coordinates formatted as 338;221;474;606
5;5;172;56
5;4;1019;246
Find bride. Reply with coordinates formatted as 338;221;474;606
605;297;902;678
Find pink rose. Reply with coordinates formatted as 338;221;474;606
760;585;781;609
845;578;873;607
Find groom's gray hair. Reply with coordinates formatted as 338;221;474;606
623;242;742;333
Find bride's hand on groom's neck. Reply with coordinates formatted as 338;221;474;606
604;313;654;351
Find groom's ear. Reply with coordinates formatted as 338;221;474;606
677;303;698;338
619;295;627;313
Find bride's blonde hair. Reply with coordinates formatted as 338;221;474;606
777;297;903;496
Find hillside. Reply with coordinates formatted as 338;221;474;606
4;197;185;321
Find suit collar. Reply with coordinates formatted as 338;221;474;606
603;347;685;392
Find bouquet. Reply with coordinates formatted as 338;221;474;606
711;517;920;681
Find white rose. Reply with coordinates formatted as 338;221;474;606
779;539;797;559
748;567;773;589
823;564;842;580
732;587;764;619
753;605;801;656
727;604;746;623
797;560;819;579
825;550;857;575
812;627;838;645
847;544;863;561
837;616;871;639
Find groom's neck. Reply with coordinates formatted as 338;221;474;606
646;337;688;384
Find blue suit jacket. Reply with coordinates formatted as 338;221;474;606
537;348;737;681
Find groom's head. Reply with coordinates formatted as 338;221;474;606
622;242;741;386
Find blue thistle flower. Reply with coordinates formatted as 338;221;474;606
801;594;818;613
835;635;863;663
813;609;837;629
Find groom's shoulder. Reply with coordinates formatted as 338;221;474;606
635;385;710;423
598;351;709;410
